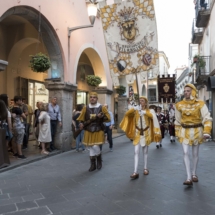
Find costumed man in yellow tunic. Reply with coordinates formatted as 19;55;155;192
120;96;161;179
77;92;110;172
175;84;212;186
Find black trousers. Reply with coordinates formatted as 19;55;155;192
105;126;113;149
50;120;58;148
23;123;30;147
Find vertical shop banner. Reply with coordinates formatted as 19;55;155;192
158;75;176;103
99;0;159;87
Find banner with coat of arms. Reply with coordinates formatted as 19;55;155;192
99;0;159;87
158;75;176;103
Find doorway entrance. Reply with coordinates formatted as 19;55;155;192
29;81;49;110
77;91;88;105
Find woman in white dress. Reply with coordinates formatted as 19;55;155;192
38;103;52;155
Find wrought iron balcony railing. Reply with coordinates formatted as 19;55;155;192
192;19;203;44
195;0;211;27
195;56;210;83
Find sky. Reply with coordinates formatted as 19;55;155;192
105;0;195;72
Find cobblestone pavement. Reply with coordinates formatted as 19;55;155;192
0;135;215;215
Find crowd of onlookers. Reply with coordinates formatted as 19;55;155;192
0;92;115;167
0;95;62;165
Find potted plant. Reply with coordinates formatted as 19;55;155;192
198;56;206;68
198;56;206;74
29;52;51;73
86;75;102;87
193;55;199;63
116;85;126;96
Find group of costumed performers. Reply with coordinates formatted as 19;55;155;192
175;84;212;186
76;84;212;186
120;96;162;179
155;105;176;145
77;92;110;172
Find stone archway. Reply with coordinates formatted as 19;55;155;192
0;6;65;80
74;44;108;87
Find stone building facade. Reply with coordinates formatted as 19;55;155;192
0;0;113;150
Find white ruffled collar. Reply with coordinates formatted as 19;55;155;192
89;102;101;108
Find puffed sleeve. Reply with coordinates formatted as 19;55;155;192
201;104;212;135
145;109;153;119
119;109;137;139
174;105;181;138
101;106;110;122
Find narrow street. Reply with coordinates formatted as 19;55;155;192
0;135;215;215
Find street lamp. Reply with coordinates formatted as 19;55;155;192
68;1;98;37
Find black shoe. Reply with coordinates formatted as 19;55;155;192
13;153;19;157
173;139;175;142
22;146;28;150
17;155;27;159
170;140;173;143
8;148;13;154
156;145;159;149
50;146;56;151
47;148;52;152
160;144;162;147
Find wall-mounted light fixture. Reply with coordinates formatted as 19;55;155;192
68;0;98;37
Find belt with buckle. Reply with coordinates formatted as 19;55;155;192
181;123;203;128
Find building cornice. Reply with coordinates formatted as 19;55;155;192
158;51;170;69
176;68;189;84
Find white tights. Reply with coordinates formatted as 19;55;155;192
89;145;100;156
182;143;200;180
134;143;148;173
156;140;162;146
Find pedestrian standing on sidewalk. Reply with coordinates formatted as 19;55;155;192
77;92;110;172
72;104;85;152
175;84;212;186
33;101;41;141
38;103;51;155
0;99;8;137
20;98;28;150
22;98;33;149
0;94;13;147
120;96;161;179
11;96;27;159
103;104;114;152
48;97;62;151
156;106;165;149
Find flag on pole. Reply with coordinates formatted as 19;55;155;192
99;0;159;87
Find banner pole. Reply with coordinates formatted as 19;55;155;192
134;70;143;135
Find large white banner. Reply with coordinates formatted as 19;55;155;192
99;0;159;86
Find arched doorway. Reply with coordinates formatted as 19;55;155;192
74;46;108;108
142;84;146;96
0;6;65;105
